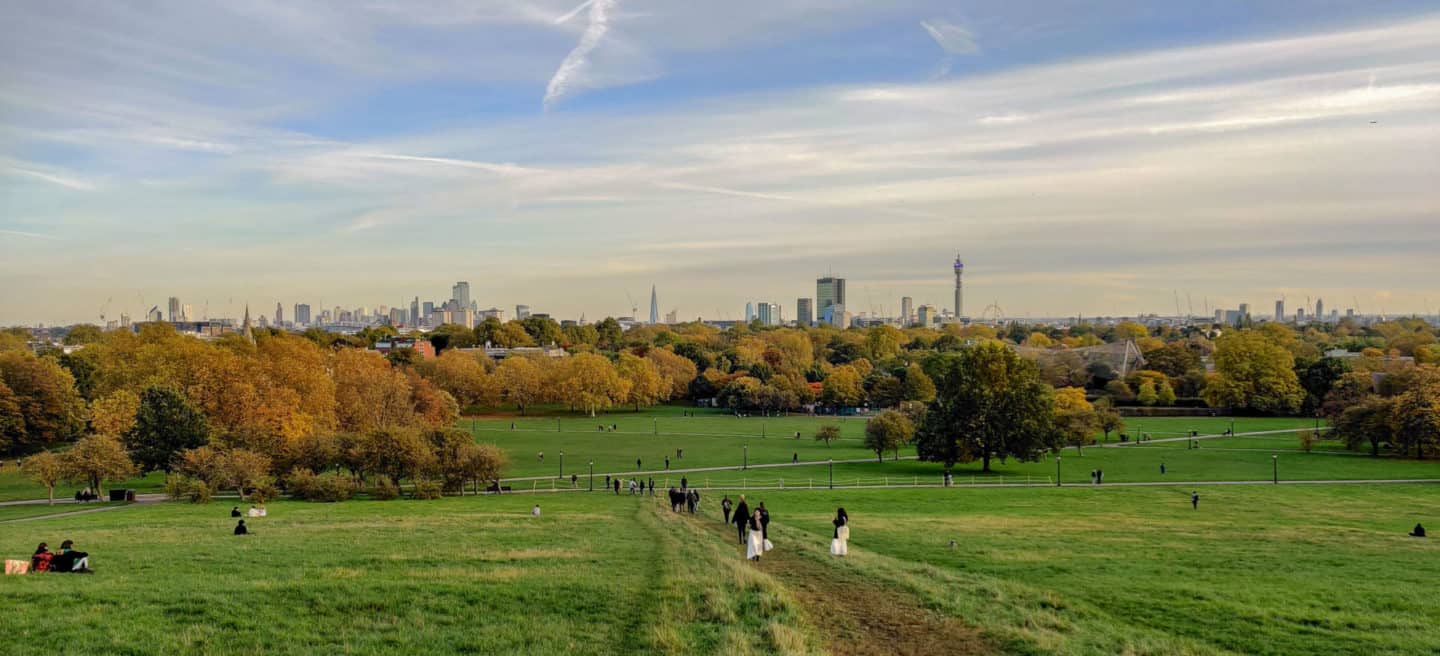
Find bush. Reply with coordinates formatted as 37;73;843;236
248;478;279;504
412;478;443;500
287;467;357;502
165;475;215;503
371;478;400;500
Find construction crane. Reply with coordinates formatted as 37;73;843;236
1173;290;1182;319
1186;292;1195;319
624;291;638;319
99;297;111;324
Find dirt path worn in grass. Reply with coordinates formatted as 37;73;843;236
691;516;994;656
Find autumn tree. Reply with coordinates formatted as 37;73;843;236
814;424;841;448
1202;331;1304;414
1054;387;1100;453
864;410;914;462
123;386;210;473
90;389;140;438
0;380;24;453
616;353;665;411
0;351;86;450
902;363;937;403
915;343;1060;472
218;448;273;499
1333;397;1394;457
556;353;628;417
494;356;546;414
820;365;863;408
350;427;435;486
645;348;698;399
416;350;495;409
63;434;137;497
333;349;416;433
21;450;64;504
1095;397;1125;442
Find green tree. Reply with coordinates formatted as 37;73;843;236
1297;357;1352;412
1156;380;1177;406
123;386;211;473
64;324;105;345
0;380;25;453
1136;381;1159;406
519;316;563;346
864;410;914;461
1095;398;1125;442
1202;331;1304;414
901;363;937;403
914;343;1060;472
1145;343;1201;378
820;365;863;408
1391;384;1440;459
595;318;623;347
1054;387;1100;453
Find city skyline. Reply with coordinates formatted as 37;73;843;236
2;3;1439;325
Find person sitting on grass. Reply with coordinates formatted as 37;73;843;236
1411;523;1426;538
31;543;53;573
234;520;249;535
231;506;241;517
50;540;92;573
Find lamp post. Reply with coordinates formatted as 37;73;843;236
653;417;657;435
1272;454;1278;484
1056;455;1062;487
743;444;748;471
559;450;564;479
1229;417;1235;436
829;458;834;489
588;461;594;492
557;417;561;433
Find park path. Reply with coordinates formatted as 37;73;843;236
681;507;994;656
0;497;164;524
0;493;166;508
501;455;916;483
1097;427;1330;448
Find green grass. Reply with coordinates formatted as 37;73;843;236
0;493;813;656
0;501;126;523
741;485;1440;655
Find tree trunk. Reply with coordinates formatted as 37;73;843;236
47;485;54;506
982;452;991;472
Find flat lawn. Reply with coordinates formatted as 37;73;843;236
0;462;165;502
4;485;1438;655
732;485;1440;655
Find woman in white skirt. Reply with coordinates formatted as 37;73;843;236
745;508;766;561
830;507;849;556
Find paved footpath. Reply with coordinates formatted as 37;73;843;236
1097;427;1331;448
501;456;918;483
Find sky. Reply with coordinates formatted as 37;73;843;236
1;1;1438;326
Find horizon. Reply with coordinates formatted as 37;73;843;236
2;2;1439;326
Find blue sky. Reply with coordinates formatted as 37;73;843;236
1;1;1438;325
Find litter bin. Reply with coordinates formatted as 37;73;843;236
125;490;136;502
109;489;127;502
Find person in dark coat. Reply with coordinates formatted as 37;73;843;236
722;495;733;524
51;540;91;573
758;502;771;540
231;506;242;517
687;489;700;514
1191;492;1199;509
234;520;249;535
681;476;688;490
613;478;620;495
668;487;681;512
1410;523;1426;537
732;495;750;544
648;478;654;495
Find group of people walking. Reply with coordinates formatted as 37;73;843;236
717;494;850;562
668;486;700;513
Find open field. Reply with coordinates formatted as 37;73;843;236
3;484;1437;655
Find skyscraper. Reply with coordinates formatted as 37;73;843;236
797;298;813;327
275;302;284;326
1315;298;1324;322
516;305;531;320
294;303;311;326
900;296;914;326
745;302;754;322
756;302;780;326
452;282;471;310
410;297;420;326
649;285;659;325
167;296;181;322
1275;299;1285;322
917;305;935;326
816;276;846;317
953;255;964;319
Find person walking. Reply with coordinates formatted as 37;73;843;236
613;479;620;495
636;458;642;470
733;495;750;544
665;456;670;470
687;488;699;514
758;502;772;550
792;452;798;463
681;476;688;490
571;474;578;488
1191;491;1199;509
722;495;733;524
745;509;766;562
648;478;654;495
1097;469;1104;485
830;508;849;557
1160;463;1166;476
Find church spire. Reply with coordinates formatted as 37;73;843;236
242;304;255;345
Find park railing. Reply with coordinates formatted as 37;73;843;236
513;473;1056;492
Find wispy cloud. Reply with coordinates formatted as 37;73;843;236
4;167;96;191
0;229;63;240
544;0;618;110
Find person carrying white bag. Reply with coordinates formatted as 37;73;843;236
830;507;849;557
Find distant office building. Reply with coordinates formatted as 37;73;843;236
479;307;506;322
797;298;814;327
901;296;914;326
1330;309;1339;322
1346;308;1354;319
1213;309;1223;323
828;303;850;328
147;306;164;322
917;305;936;326
167;297;181;322
294;304;311;326
516;305;532;320
816;277;846;317
649;286;659;325
388;308;407;326
664;309;678;324
953;255;964;318
182;304;194;321
275;302;284;326
452;281;471;309
1224;309;1241;325
1238;303;1250;322
1296;308;1307;321
1315;298;1324;322
373;337;436;359
756;302;780;326
410;297;420;326
1275;300;1285;322
745;302;754;323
